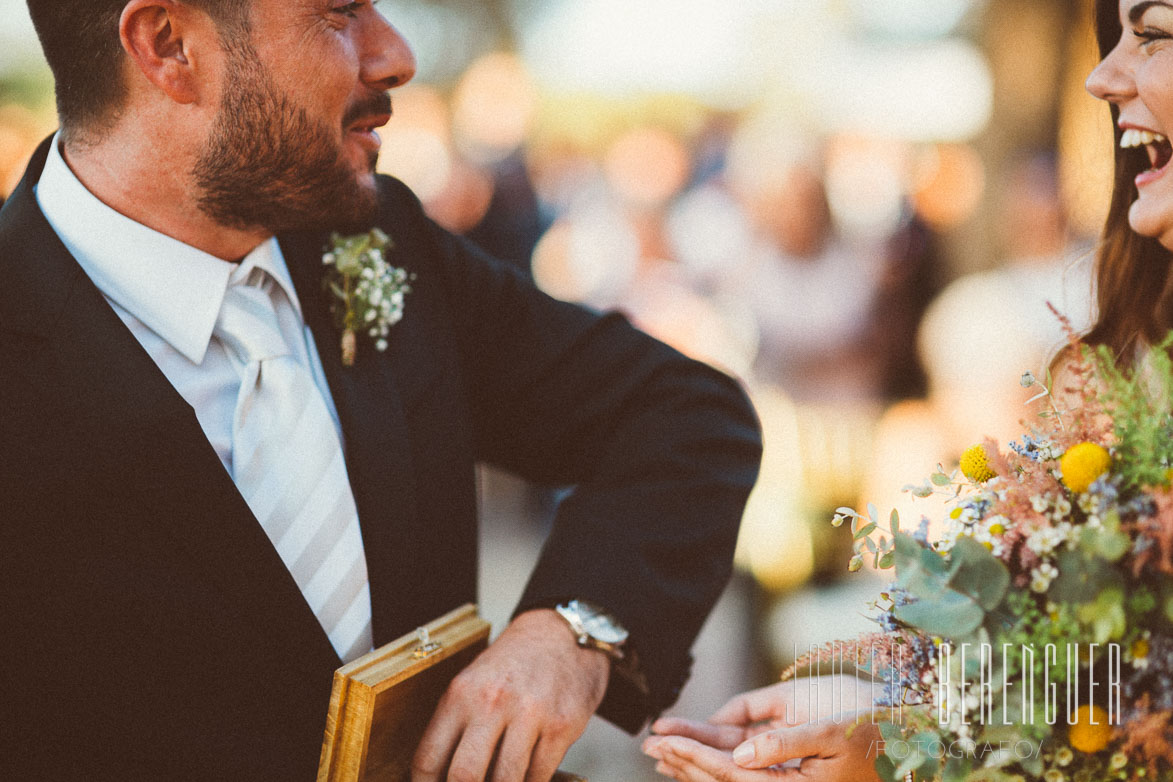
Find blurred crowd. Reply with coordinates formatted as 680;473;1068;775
350;50;1095;618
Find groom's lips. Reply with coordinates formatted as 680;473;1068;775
347;113;392;154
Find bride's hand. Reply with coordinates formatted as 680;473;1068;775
642;716;881;782
642;676;884;781
649;675;882;746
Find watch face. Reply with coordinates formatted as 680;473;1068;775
579;606;628;645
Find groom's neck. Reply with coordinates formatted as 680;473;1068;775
59;122;270;263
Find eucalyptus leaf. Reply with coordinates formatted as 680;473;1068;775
873;754;899;782
878;720;903;748
892;731;939;778
854;523;877;540
894;591;984;636
949;537;1011;610
931;472;952;486
916;754;940;782
894;533;952;598
942;754;971;782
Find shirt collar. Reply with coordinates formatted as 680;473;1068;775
34;134;304;365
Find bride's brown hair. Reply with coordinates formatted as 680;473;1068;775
1086;0;1173;361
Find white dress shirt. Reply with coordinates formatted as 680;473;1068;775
34;134;346;474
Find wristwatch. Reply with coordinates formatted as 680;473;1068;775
554;599;630;662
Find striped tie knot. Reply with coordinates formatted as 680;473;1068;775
214;272;290;367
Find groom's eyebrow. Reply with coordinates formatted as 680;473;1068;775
1131;0;1173;25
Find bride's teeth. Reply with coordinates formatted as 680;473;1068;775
1119;129;1169;149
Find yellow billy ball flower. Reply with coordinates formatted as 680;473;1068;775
1060;443;1111;494
1068;705;1112;753
960;444;996;483
1133;639;1150;660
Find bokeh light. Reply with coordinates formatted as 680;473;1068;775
824;136;908;237
846;0;981;40
520;0;763;106
376;85;454;203
531;205;640;306
452;53;539;164
813;38;993;142
911;143;987;230
603;126;691;208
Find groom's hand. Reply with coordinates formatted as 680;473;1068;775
411;609;609;782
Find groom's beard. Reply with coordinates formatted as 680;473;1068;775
193;42;382;236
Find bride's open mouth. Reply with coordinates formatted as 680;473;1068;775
1123;128;1173;187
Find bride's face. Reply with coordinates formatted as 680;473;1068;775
1088;0;1173;250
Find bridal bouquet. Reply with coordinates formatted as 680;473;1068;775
823;336;1173;782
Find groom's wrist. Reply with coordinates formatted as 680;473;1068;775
512;597;653;732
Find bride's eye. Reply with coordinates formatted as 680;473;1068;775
1135;26;1173;48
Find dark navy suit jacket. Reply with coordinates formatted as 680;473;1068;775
0;137;762;781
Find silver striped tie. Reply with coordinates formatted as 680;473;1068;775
215;270;374;663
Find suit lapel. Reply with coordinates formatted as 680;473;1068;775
0;138;340;675
280;230;419;646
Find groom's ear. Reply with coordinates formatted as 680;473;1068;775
119;0;219;106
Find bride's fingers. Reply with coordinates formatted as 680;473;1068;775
708;683;797;727
650;717;746;749
657;737;804;782
652;750;723;782
652;758;688;781
731;724;828;769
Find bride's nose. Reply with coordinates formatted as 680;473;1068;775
1087;44;1135;103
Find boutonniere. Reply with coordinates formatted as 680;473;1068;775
322;228;414;367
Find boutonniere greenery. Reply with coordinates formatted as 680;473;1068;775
322;228;414;367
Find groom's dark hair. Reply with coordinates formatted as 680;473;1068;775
25;0;250;141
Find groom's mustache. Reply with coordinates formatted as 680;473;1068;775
343;93;394;129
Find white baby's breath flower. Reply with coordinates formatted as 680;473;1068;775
1031;563;1059;593
324;229;412;365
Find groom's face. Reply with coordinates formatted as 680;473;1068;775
193;0;416;234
